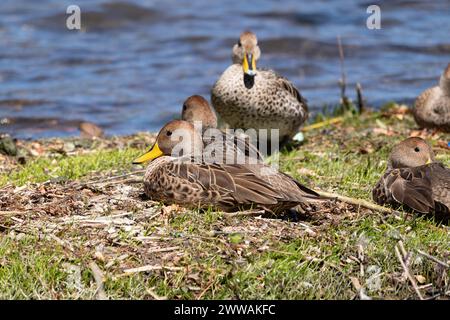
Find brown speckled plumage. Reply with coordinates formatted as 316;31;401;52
413;63;450;132
137;120;320;213
211;32;308;143
372;137;450;219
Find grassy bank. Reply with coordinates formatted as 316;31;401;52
0;105;449;299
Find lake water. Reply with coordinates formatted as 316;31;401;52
1;0;449;139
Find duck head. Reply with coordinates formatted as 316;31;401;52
181;95;218;130
232;31;261;83
133;120;203;164
388;137;435;169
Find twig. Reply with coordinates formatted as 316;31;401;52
94;178;143;188
317;190;403;217
121;265;183;275
146;287;167;300
356;82;366;114
147;246;180;254
47;234;75;252
0;210;28;216
301;117;344;132
82;170;145;186
350;276;372;300
222;209;265;218
197;278;215;300
394;242;424;300
417;250;449;269
89;262;108;300
337;36;350;110
358;244;365;277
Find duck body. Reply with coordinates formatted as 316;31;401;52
143;155;319;214
372;137;450;219
134;120;320;214
212;64;308;142
372;162;450;215
413;87;450;132
201;129;264;164
413;64;450;132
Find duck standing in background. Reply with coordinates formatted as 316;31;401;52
211;31;309;147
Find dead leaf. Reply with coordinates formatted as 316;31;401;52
415;275;426;284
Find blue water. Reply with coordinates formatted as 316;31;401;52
1;0;449;139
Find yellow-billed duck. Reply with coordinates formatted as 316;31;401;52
133;120;320;213
211;31;309;146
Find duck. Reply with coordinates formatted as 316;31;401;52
413;63;450;132
211;31;309;146
132;120;321;213
372;137;449;219
181;95;264;163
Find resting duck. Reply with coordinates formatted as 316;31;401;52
181;95;264;163
413;63;450;132
372;137;449;218
133;120;320;213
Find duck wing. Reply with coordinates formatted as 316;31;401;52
428;163;450;214
260;68;308;109
163;160;282;211
372;166;436;214
202;130;264;163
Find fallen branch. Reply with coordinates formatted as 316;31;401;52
317;190;403;217
89;262;108;300
394;241;424;300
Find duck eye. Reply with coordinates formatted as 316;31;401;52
182;104;187;111
166;130;172;137
414;147;420;152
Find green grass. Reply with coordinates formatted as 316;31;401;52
0;109;449;299
0;236;73;299
221;215;449;299
0;147;141;186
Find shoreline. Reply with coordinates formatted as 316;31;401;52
0;104;449;299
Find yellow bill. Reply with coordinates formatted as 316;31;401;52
426;158;432;165
243;53;256;76
132;142;163;164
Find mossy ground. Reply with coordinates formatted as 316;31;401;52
0;106;449;299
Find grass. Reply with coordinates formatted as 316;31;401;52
0;106;449;299
0;147;142;186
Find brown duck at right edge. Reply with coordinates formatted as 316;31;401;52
372;137;450;220
413;63;450;132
